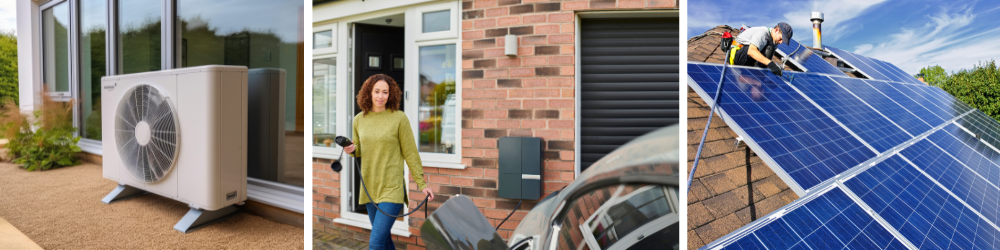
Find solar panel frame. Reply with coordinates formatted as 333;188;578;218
775;39;846;75
687;62;878;194
689;59;1000;249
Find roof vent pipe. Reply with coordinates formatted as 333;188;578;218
811;12;824;49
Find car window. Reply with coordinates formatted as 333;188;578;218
556;184;679;250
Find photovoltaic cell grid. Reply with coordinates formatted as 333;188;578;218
844;155;1000;249
717;187;909;250
825;46;925;85
687;63;876;190
690;59;1000;249
775;39;845;75
788;73;911;152
829;77;934;136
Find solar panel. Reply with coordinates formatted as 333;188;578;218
710;186;910;250
775;39;845;75
870;58;925;85
689;60;1000;249
829;77;934;135
789;73;911;152
688;63;876;191
825;46;892;81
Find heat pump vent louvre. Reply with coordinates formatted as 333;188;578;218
115;84;180;183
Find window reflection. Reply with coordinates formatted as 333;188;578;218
558;184;679;250
313;58;336;147
43;2;70;93
178;0;304;187
81;0;107;140
417;44;456;154
118;0;161;74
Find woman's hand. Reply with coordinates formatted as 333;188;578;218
422;187;435;201
344;144;356;154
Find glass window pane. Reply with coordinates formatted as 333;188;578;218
417;44;456;154
42;2;70;93
81;0;108;140
313;58;336;147
422;10;450;33
313;30;332;49
178;0;305;187
118;0;161;74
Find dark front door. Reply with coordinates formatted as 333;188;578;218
352;23;405;214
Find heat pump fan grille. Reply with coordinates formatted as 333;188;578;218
115;84;179;183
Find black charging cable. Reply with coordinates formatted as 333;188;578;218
495;199;523;231
331;136;429;218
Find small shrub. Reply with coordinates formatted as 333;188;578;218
0;90;83;171
940;60;1000;121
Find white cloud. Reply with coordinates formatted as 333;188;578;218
0;0;16;33
854;44;873;54
853;5;996;74
782;0;890;45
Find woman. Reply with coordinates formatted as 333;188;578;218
344;74;434;250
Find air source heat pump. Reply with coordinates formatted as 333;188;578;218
100;65;248;233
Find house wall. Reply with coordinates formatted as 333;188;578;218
312;0;677;248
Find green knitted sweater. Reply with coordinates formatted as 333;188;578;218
351;110;428;205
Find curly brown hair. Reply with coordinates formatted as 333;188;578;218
356;74;402;116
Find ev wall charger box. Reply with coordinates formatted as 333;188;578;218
498;137;543;200
101;65;249;212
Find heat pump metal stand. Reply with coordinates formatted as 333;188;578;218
173;205;239;233
101;184;148;204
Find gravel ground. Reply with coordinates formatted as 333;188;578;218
0;162;304;249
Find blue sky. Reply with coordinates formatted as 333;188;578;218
689;0;1000;75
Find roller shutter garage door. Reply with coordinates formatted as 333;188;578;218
580;17;678;171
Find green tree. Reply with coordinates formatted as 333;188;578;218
940;60;1000;121
0;30;17;105
917;65;949;87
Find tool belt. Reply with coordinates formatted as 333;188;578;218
727;40;744;65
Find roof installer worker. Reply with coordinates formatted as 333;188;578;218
727;22;793;76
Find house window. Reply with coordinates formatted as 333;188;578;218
177;0;305;188
42;2;70;95
80;0;107;140
117;0;162;74
417;44;456;154
313;58;337;148
421;10;449;33
313;31;332;49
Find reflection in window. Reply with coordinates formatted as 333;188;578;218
313;30;332;49
422;10;450;33
81;0;107;140
313;58;336;147
118;0;161;74
417;44;456;154
558;185;679;250
178;0;304;187
43;2;70;93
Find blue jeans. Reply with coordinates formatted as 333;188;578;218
366;202;402;250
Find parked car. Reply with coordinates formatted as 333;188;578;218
421;125;679;250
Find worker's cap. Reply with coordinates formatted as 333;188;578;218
777;22;792;45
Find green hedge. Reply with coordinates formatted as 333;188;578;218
939;60;1000;121
0;30;17;105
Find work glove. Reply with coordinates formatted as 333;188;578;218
767;61;783;77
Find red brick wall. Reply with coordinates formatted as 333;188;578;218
313;1;677;249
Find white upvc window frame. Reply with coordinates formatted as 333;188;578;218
412;2;458;42
40;0;74;103
404;0;464;169
313;22;338;55
311;52;342;159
